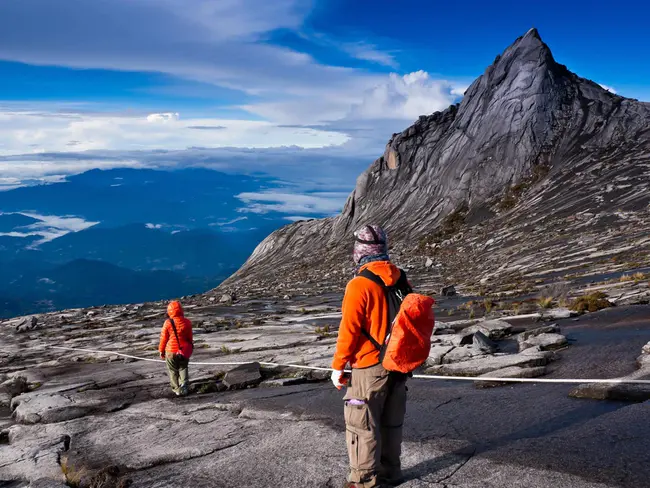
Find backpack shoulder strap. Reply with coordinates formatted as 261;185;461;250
395;269;413;296
357;269;384;351
357;268;409;355
358;268;385;287
168;318;181;345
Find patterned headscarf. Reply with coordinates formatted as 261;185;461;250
353;225;388;265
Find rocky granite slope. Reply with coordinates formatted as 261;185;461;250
1;291;649;487
222;28;650;297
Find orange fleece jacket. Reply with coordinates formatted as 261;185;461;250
332;261;401;371
159;302;193;355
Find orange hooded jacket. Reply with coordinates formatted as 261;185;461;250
332;260;401;371
159;301;193;355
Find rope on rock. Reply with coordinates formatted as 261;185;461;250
50;345;650;385
50;345;333;371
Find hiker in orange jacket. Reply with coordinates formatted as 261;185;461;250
332;225;411;488
159;300;193;396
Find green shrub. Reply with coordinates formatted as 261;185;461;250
315;325;332;338
197;382;219;394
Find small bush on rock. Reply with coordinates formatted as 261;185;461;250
570;292;613;313
483;299;494;313
315;325;332;338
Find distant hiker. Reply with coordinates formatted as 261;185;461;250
159;300;194;396
332;225;435;488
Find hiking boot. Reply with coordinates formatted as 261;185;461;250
379;467;404;486
377;474;406;486
378;475;404;486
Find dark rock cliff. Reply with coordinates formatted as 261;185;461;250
223;29;650;295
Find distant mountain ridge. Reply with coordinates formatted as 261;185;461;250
0;223;266;317
36;224;262;276
223;29;650;295
0;168;307;317
0;213;40;232
0;258;218;318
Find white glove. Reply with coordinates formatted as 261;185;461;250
331;370;347;389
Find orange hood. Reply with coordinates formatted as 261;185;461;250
359;260;401;286
167;300;184;318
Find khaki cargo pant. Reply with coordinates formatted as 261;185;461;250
165;352;189;394
344;363;407;487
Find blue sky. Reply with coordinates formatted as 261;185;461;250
0;0;649;212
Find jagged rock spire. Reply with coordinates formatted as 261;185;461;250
227;29;650;284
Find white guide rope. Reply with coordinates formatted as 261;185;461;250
50;345;650;385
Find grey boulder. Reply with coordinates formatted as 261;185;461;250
441;285;457;297
473;331;499;353
223;362;263;389
425;351;550;377
517;324;560;343
519;333;568;352
475;365;548;388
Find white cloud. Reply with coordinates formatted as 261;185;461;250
0;145;376;197
0;177;29;191
210;216;249;226
0;213;98;245
0;1;464;128
341;42;398;68
346;71;463;121
0;157;143;188
0;0;366;99
451;85;469;97
243;70;466;126
0;175;67;191
0;1;471;193
146;113;180;123
156;0;310;41
598;84;617;94
22;213;97;232
236;191;348;215
0;231;36;238
21;213;99;244
284;215;314;222
0;110;349;158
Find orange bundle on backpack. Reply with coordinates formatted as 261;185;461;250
359;269;435;373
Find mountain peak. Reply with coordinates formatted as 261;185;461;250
523;27;541;40
459;28;559;106
501;27;553;64
225;29;650;299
